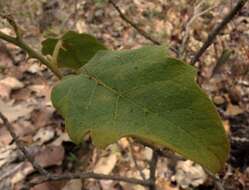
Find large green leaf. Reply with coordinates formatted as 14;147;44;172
41;31;107;69
51;46;229;173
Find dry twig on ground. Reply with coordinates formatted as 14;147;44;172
109;0;160;45
109;0;178;54
191;0;248;64
148;150;159;190
178;1;217;58
0;112;154;189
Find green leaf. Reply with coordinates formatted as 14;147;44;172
41;31;107;69
51;46;229;173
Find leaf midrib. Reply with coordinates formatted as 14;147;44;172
79;70;222;169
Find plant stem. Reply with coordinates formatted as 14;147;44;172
0;31;62;79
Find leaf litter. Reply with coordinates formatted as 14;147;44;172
0;0;249;189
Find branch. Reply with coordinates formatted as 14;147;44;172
0;15;62;79
109;0;177;54
109;0;160;45
148;149;159;190
25;172;152;189
191;0;248;64
0;112;152;189
178;1;217;58
127;138;146;180
0;112;50;177
1;14;22;39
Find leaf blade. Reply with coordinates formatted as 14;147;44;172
41;31;107;69
52;46;229;173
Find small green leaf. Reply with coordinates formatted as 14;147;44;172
41;31;107;69
51;46;229;173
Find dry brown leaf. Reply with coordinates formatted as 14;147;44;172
171;160;207;189
0;77;24;99
62;179;82;190
0;127;12;146
0;144;19;168
0;77;24;90
0;100;33;122
226;104;244;116
27;63;44;74
30;108;53;129
0;83;11;99
93;153;118;175
11;145;64;186
33;128;55;145
29;84;51;98
35;145;65;167
223;120;230;134
157;179;179;190
11;162;33;185
31;182;55;190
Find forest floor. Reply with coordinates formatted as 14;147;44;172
0;0;249;189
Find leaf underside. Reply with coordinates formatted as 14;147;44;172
51;46;229;173
41;31;107;69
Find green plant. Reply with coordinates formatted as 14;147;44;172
41;31;228;173
0;23;229;174
0;5;237;186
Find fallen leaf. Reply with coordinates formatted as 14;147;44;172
157;179;179;190
0;100;32;122
171;160;207;189
31;182;55;190
62;179;82;190
11;162;33;185
33;128;55;145
30;108;53;129
223;120;230;133
0;127;12;146
93;153;118;175
11;88;31;102
0;83;11;99
35;145;65;167
29;84;51;98
226;104;244;116
0;77;24;90
11;145;64;185
27;63;45;74
0;120;34;147
52;132;70;146
0;144;19;167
